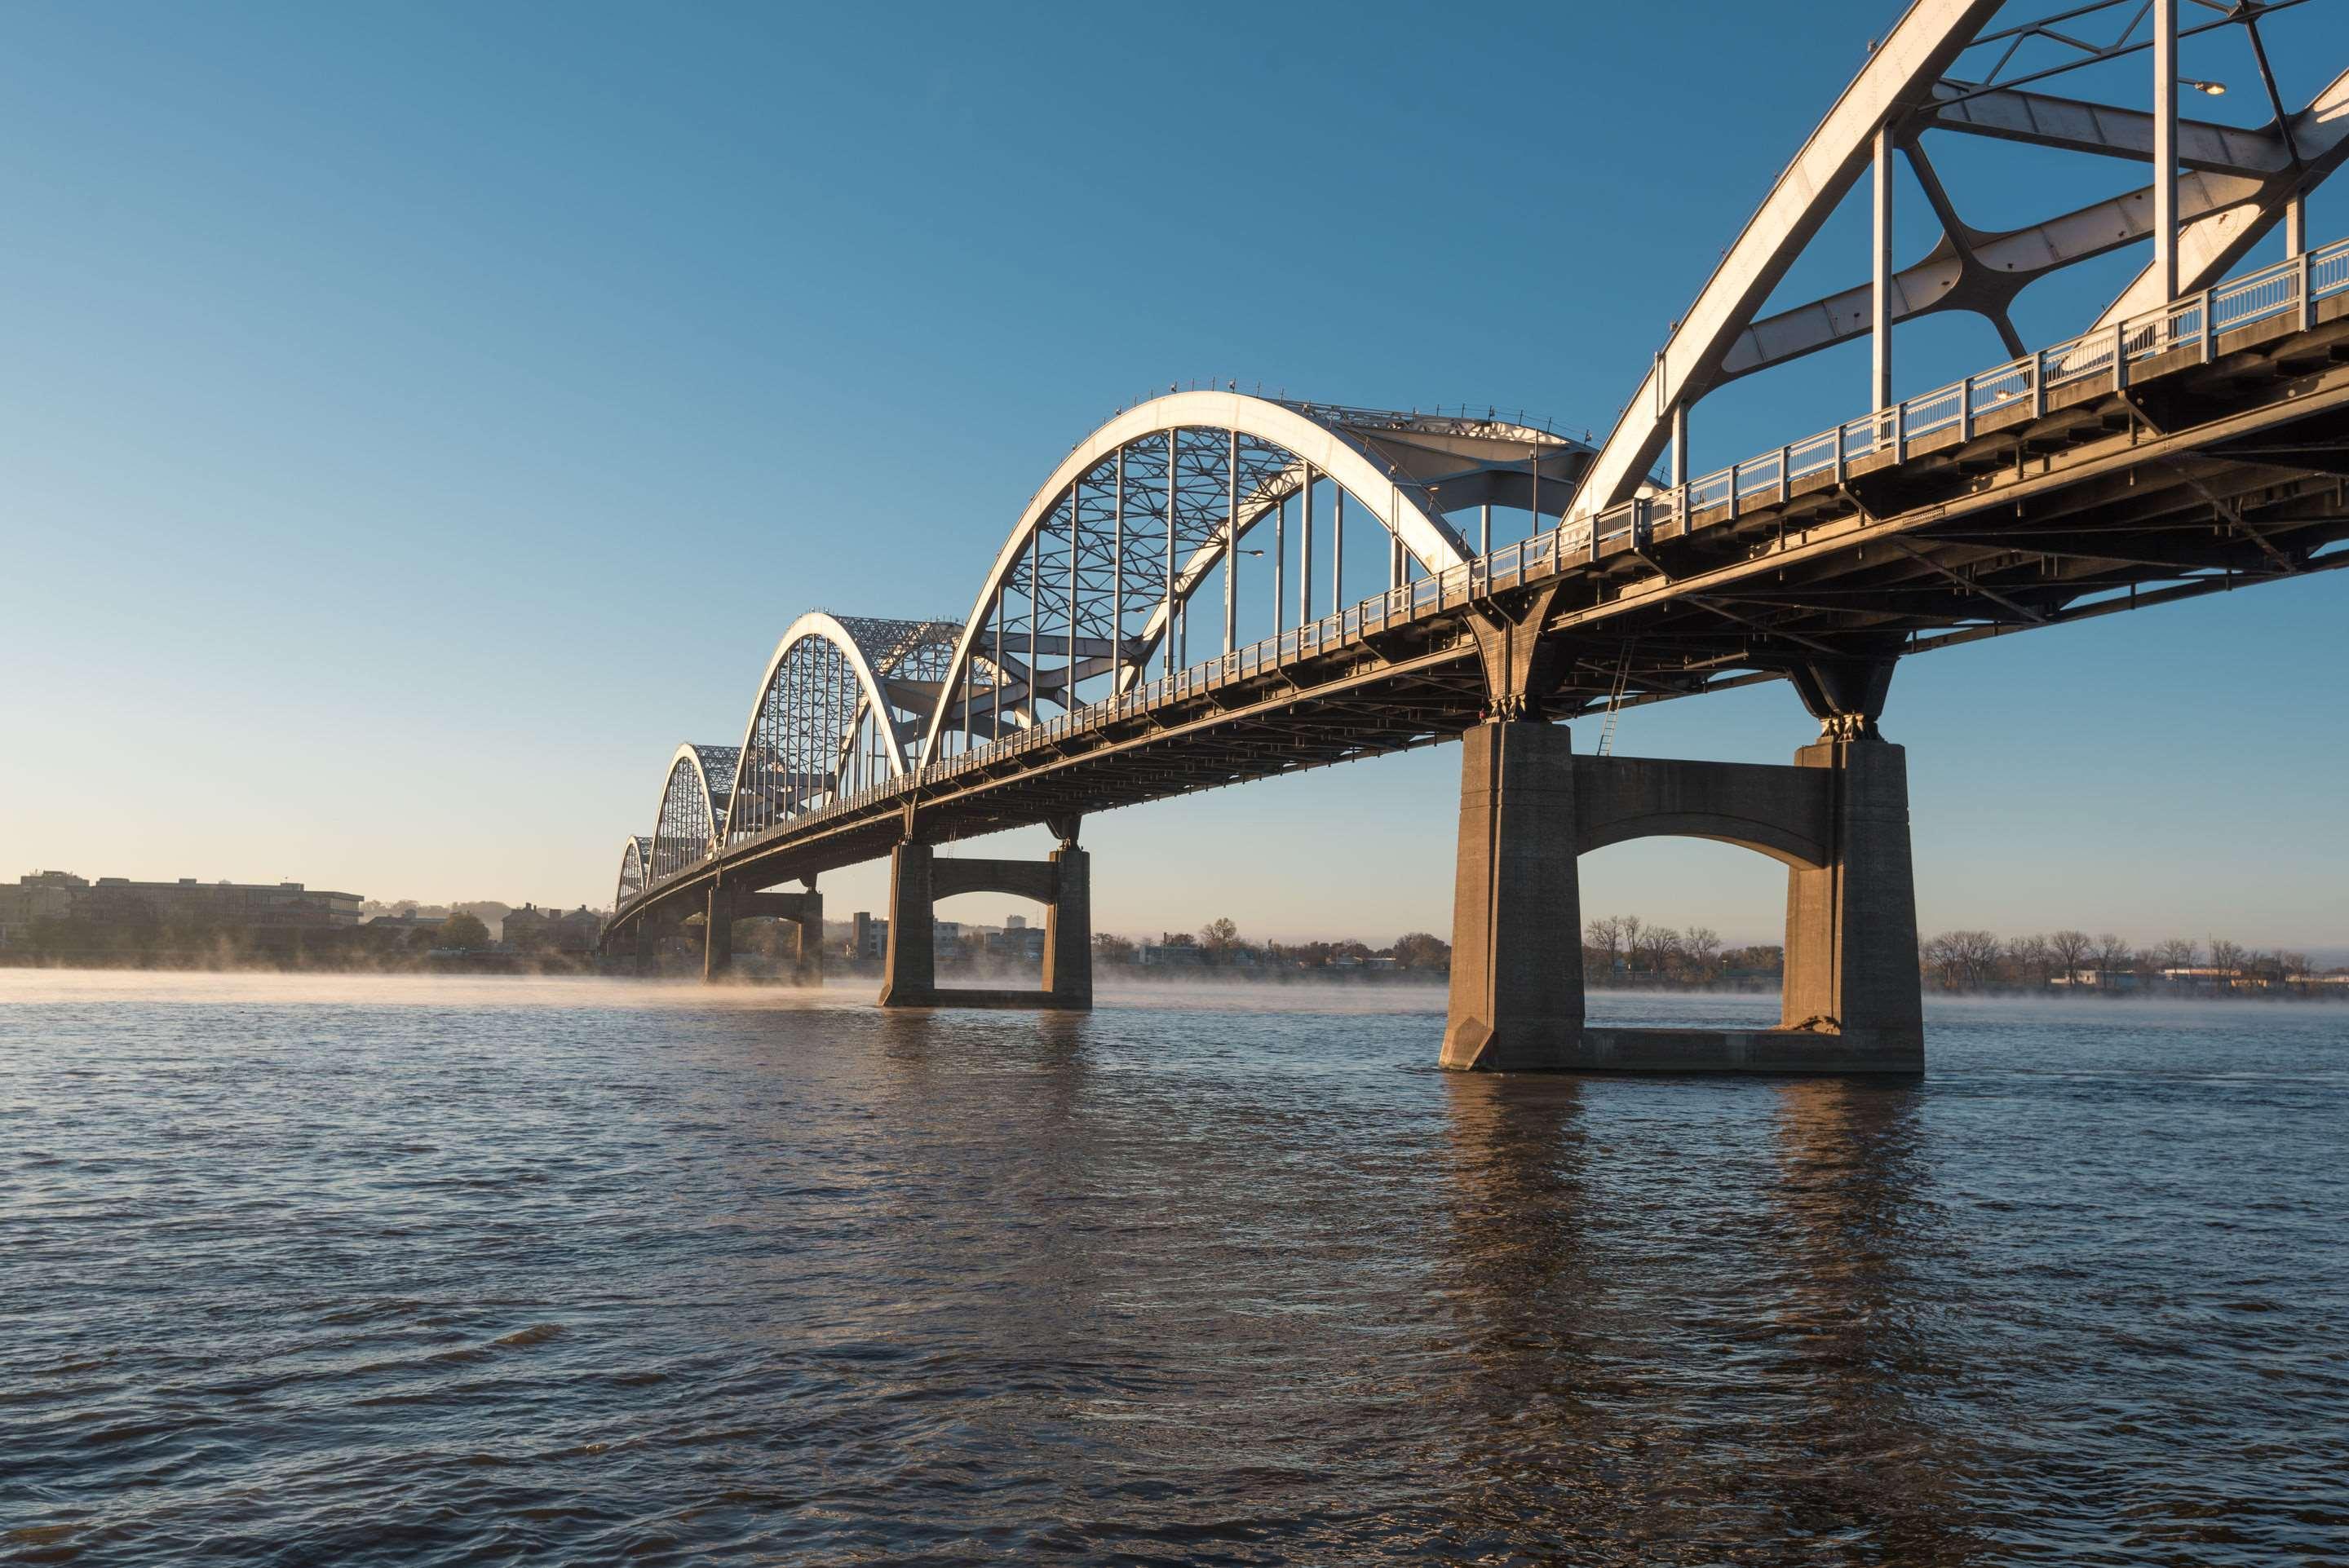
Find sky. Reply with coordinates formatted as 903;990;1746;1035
3;0;2345;957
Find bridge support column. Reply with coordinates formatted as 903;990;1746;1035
1781;738;1922;1049
1442;719;1584;1070
793;882;825;987
877;842;936;1007
703;887;735;982
1042;846;1091;1008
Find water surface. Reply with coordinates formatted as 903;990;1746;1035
5;973;2345;1564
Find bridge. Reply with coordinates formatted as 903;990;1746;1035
604;0;2349;1071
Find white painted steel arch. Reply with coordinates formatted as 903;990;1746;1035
723;612;961;841
615;835;651;909
915;391;1481;767
647;743;738;885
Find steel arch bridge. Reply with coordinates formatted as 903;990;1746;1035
606;0;2349;1070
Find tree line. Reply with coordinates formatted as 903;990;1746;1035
1917;930;2317;991
1093;918;1453;971
1085;912;2333;992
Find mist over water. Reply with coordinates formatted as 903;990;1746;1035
5;972;2345;1564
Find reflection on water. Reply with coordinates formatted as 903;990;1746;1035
3;972;2344;1564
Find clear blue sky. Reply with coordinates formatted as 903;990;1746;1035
3;1;2344;957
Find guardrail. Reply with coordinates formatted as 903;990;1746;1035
1616;234;2349;543
626;232;2349;910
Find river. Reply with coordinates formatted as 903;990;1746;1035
4;971;2344;1564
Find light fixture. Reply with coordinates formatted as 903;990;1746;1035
2183;77;2226;96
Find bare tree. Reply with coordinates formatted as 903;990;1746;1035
2281;950;2311;978
2007;933;2051;987
2094;934;2134;988
1683;925;1723;978
1922;932;1965;990
2156;937;2198;972
2209;936;2246;976
2047;930;2094;984
1953;930;2002;987
1585;915;1626;974
1200;917;1241;954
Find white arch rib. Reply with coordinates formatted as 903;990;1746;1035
647;742;732;881
721;613;957;834
918;391;1473;766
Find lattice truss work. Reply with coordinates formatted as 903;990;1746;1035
1576;0;2348;519
616;836;652;905
724;616;962;843
944;429;1301;749
648;744;737;885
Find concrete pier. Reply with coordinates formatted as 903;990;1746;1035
1441;719;1923;1075
1441;721;1583;1070
701;882;825;985
879;835;1092;1010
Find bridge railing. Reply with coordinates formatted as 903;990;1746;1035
626;233;2349;913
1611;234;2349;546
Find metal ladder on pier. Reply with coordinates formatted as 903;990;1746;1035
1596;642;1635;757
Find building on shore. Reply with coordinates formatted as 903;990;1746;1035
1;871;361;947
0;872;89;946
844;911;1046;965
502;903;603;954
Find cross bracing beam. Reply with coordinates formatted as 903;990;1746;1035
1573;0;2344;520
1927;82;2286;177
1719;70;2349;385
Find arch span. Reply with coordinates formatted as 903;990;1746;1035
916;391;1593;766
724;613;961;842
615;835;652;909
647;744;738;886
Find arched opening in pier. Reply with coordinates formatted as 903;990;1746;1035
931;887;1054;987
1576;837;1790;1025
